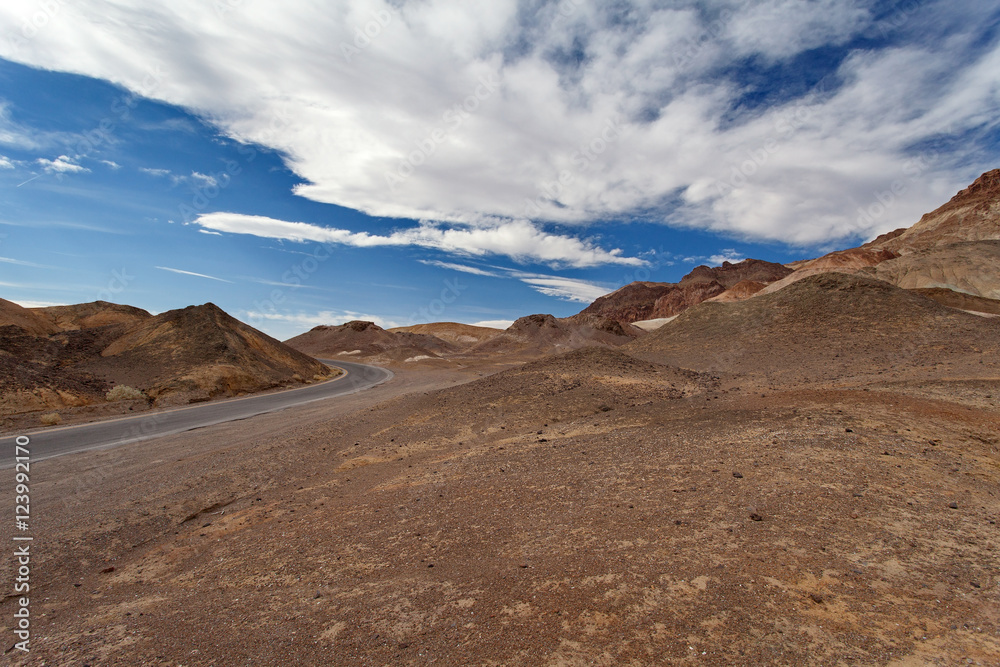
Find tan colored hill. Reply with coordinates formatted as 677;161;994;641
627;272;1000;386
0;297;60;336
32;300;151;330
466;313;644;359
389;322;504;347
286;320;456;365
863;240;1000;301
579;259;792;323
744;170;1000;302
84;303;334;405
0;300;335;423
870;168;1000;254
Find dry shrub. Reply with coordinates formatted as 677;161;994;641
106;385;146;401
40;412;62;426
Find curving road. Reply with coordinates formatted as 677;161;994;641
0;360;392;466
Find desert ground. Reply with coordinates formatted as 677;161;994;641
1;172;999;665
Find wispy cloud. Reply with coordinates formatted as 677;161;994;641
0;256;57;269
155;265;234;283
199;229;222;236
100;159;121;169
140;167;172;177
37;155;88;174
0;155;13;169
418;260;501;277
194;212;643;268
511;273;613;303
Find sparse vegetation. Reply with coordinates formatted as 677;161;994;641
39;412;62;426
106;385;147;401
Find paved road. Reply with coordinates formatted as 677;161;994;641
0;360;393;466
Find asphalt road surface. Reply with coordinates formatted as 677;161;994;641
0;360;393;466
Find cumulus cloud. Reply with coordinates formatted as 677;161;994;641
706;249;746;265
0;0;996;248
194;212;642;268
0;155;13;169
37;155;88;174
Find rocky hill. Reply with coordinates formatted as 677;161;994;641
754;170;1000;302
286;320;457;364
627;272;1000;386
389;322;504;348
0;297;60;336
0;299;335;422
33;300;151;331
869;168;1000;254
465;313;644;359
579;259;793;323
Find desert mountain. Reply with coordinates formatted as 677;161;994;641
0;297;60;336
627;272;1000;386
33;300;151;331
1;300;334;421
580;259;792;323
465;313;644;359
389;322;504;347
286;320;457;364
869;168;1000;254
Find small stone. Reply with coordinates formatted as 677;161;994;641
971;582;981;589
749;511;763;522
732;472;744;479
101;566;115;574
949;502;959;509
809;593;824;604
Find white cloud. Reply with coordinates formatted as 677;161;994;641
100;159;121;169
512;273;612;303
241;310;403;329
140;167;171;177
199;229;223;236
9;299;68;308
194;212;642;268
0;256;56;269
37;155;88;174
0;1;996;247
706;249;746;265
0;155;13;169
155;265;233;283
471;319;513;329
189;171;218;188
418;260;501;277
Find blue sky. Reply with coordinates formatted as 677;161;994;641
1;0;998;339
